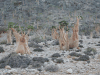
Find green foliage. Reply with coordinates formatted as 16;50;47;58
14;25;19;28
59;20;68;28
25;28;27;31
21;26;24;29
4;28;9;31
52;26;56;29
16;28;20;32
27;25;34;30
0;27;8;33
8;22;15;28
78;16;83;19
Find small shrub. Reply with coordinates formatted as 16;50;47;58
27;25;34;30
45;65;59;72
0;40;7;44
84;47;97;55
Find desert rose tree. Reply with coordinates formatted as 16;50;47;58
69;17;80;49
51;26;59;40
58;20;69;50
11;28;31;54
7;22;15;44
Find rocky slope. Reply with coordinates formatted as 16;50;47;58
0;34;100;75
0;0;100;35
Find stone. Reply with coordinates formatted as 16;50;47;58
33;48;44;52
79;44;84;48
52;40;59;46
79;40;83;44
32;57;49;63
30;61;44;68
28;42;43;48
74;55;89;61
87;60;90;64
69;52;82;57
93;35;99;38
37;68;42;71
95;44;100;46
51;53;61;57
76;49;81;52
0;47;4;53
30;57;49;68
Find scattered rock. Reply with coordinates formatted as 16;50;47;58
28;42;42;48
52;40;59;46
6;44;11;45
0;47;4;53
61;53;64;56
45;65;59;72
13;38;16;43
93;35;99;38
55;58;64;63
69;52;82;57
33;48;44;52
51;57;57;61
37;68;42;71
32;57;49;63
84;47;97;56
74;55;89;61
79;40;83;44
32;37;45;43
66;68;73;74
87;36;90;39
0;52;31;68
87;60;90;64
30;61;44;68
76;49;81;52
5;65;11;70
51;53;61;58
95;44;100;46
79;44;84;48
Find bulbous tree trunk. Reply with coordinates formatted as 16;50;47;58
7;29;12;44
69;17;80;49
52;28;59;40
11;28;30;54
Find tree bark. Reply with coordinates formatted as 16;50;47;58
7;29;12;44
11;28;30;54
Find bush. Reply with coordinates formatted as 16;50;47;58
0;40;7;44
0;27;7;34
45;65;59;72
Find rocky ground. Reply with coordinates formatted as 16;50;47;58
0;33;100;75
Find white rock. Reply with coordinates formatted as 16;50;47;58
47;40;54;45
38;42;45;46
5;65;11;70
7;69;17;73
66;68;73;74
